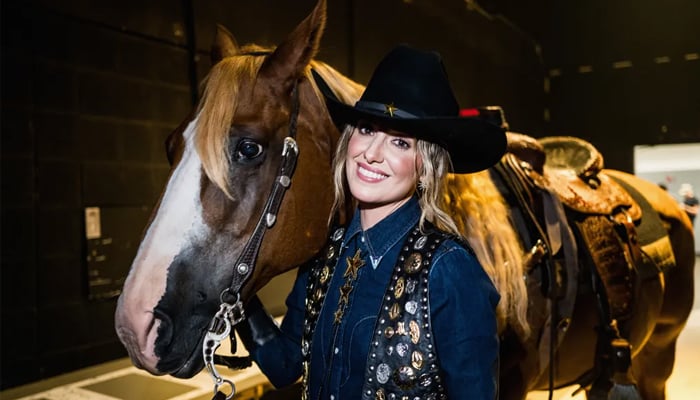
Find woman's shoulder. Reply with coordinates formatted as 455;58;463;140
433;236;479;266
429;236;500;304
430;235;492;283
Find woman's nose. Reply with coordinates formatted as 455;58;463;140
363;135;384;163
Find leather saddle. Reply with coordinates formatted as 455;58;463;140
503;134;642;321
538;136;641;220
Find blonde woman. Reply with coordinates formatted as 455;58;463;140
238;45;506;399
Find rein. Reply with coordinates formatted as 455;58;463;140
202;80;301;400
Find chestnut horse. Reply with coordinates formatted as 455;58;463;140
114;0;695;399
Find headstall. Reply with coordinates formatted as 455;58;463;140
202;76;301;400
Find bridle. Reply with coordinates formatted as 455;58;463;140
202;71;302;399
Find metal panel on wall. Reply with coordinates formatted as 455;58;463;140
85;206;152;300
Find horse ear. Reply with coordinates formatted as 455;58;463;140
259;0;326;90
211;24;240;64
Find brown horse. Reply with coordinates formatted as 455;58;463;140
114;0;695;398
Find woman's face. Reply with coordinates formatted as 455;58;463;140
345;121;421;214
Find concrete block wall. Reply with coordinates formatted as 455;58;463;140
13;0;692;390
1;0;192;388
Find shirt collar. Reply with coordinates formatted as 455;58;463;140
343;195;421;260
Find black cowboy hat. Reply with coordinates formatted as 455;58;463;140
313;44;506;173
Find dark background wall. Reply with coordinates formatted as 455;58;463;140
1;0;698;390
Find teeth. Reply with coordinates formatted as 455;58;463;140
359;166;386;180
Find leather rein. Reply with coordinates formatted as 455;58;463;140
202;79;301;400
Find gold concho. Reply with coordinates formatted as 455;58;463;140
314;288;322;301
394;277;405;299
389;303;401;320
404;252;423;274
411;350;424;369
396;321;407;336
319;266;330;284
409;320;420;344
384;326;395;339
375;388;386;400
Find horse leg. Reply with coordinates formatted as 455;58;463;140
632;230;695;400
630;322;683;400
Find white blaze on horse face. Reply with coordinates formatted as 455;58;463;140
116;117;209;370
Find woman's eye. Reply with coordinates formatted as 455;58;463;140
357;123;374;135
392;138;411;149
235;139;264;160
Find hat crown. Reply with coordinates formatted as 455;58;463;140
314;44;507;173
359;45;460;118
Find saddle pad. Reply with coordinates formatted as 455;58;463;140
607;173;676;274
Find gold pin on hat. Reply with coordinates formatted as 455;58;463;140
384;102;397;117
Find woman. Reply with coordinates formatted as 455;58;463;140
238;44;506;399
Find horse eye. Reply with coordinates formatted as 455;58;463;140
235;139;264;160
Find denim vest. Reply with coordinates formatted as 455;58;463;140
303;222;456;400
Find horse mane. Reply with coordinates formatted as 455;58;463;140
309;59;365;105
195;44;268;197
194;45;529;338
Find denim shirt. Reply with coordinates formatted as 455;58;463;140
249;196;500;399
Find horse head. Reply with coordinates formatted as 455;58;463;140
114;0;361;378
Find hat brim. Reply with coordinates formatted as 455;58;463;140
313;71;506;174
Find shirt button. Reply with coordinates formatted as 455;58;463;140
334;347;339;354
361;235;365;243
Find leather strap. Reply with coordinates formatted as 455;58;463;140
576;213;636;320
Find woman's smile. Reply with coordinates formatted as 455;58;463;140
356;163;388;182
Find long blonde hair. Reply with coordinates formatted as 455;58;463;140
446;172;530;337
329;124;529;337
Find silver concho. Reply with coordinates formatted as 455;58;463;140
406;279;417;294
394;366;415;388
332;227;345;242
404;300;418;315
414;235;428;250
396;342;409;357
376;363;391;384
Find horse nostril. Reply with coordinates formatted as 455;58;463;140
196;291;207;304
153;308;174;350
